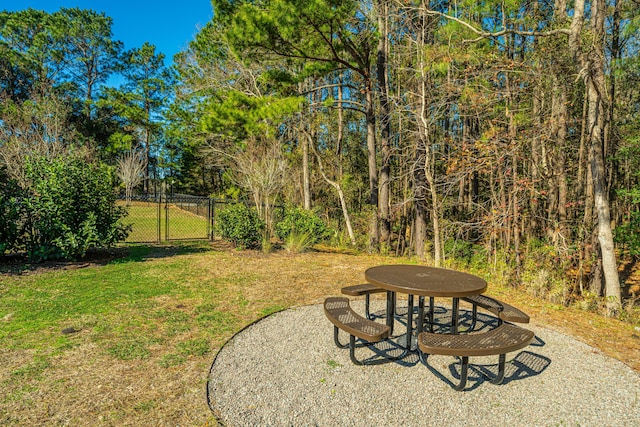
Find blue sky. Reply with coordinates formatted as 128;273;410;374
1;0;214;64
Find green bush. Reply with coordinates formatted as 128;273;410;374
21;155;130;261
216;203;264;249
615;189;640;257
0;167;25;254
444;239;476;263
275;205;327;246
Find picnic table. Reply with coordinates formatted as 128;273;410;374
325;264;534;390
365;264;487;340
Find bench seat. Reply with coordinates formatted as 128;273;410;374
324;297;393;365
341;284;386;320
462;294;529;330
418;323;535;390
341;283;385;297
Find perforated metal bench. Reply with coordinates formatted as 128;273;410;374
462;294;530;330
324;297;395;365
341;284;386;319
418;323;535;390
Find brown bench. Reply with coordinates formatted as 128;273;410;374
341;284;386;320
462;294;530;330
324;297;392;365
417;323;535;390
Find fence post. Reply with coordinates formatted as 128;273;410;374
157;193;161;243
165;191;170;241
209;198;215;240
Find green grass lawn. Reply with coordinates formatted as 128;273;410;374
121;202;210;242
0;243;394;425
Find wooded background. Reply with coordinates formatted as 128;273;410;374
1;1;639;315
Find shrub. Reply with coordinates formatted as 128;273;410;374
21;155;130;261
0;167;24;254
283;230;315;253
275;205;327;247
216;203;264;249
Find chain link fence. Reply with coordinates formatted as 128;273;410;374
119;194;216;243
118;194;286;244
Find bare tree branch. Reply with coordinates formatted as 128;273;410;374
419;8;570;42
117;151;146;204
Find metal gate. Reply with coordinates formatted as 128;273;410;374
119;194;213;243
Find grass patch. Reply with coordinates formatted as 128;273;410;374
107;341;151;360
260;305;287;317
160;338;210;368
195;305;237;332
155;308;191;335
134;400;156;413
159;353;186;368
11;356;50;378
176;338;210;357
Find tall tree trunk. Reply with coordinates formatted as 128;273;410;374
413;136;428;260
336;74;344;177
425;157;441;266
365;80;379;250
569;0;621;315
308;133;356;246
529;80;543;238
506;71;521;272
415;2;441;264
606;0;621;226
144;126;151;194
549;75;569;243
377;0;392;248
556;85;569;241
302;131;311;210
299;80;312;210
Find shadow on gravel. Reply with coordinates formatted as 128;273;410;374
361;304;551;390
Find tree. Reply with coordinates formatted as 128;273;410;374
567;0;621;314
117;150;146;204
56;8;123;138
165;0;640;313
235;141;288;234
103;42;173;193
175;18;302;227
0;9;76;174
376;0;392;247
0;8;124;150
418;0;623;313
218;0;383;248
0;9;66;101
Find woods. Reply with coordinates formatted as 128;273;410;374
2;2;640;316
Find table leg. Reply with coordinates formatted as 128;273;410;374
429;297;434;332
386;291;395;336
452;297;460;334
406;294;414;350
417;296;425;336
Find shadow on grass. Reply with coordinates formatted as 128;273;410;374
0;241;216;275
112;241;214;263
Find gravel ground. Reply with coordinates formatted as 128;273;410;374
208;300;640;426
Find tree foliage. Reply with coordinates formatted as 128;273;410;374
170;0;640;312
3;3;640;313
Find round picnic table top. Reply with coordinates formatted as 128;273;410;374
365;264;487;297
